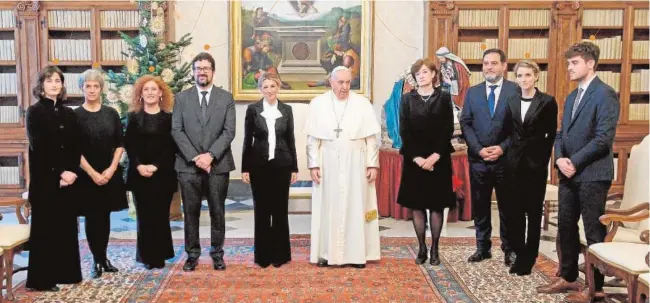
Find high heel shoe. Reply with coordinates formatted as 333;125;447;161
415;247;428;265
429;248;440;266
90;262;103;279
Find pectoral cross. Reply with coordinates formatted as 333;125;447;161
334;126;343;138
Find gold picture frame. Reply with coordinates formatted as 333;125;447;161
230;0;373;101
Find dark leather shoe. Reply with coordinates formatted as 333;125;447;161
510;262;533;276
213;258;226;270
144;264;153;270
317;259;329;267
350;264;366;269
272;261;288;268
102;260;119;273
536;278;582;294
256;262;270;268
183;258;198;272
90;262;103;279
415;247;428;265
467;251;492;262
504;251;516;266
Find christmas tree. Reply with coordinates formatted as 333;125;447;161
104;0;193;121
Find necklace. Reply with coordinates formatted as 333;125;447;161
331;91;349;138
418;88;434;103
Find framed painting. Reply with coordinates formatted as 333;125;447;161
230;0;373;101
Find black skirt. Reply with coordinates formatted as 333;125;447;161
396;154;457;212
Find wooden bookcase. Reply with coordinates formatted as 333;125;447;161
0;1;172;198
39;2;142;107
428;1;649;193
0;2;26;197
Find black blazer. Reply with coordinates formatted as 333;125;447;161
460;79;519;165
242;100;298;173
505;88;558;175
554;76;620;182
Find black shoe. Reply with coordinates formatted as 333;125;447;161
144;263;153;270
183;258;198;272
256;262;270;268
467;251;492;262
350;264;366;269
90;262;103;279
429;248;440;266
512;257;534;276
102;259;119;273
213;258;226;271
317;258;329;267
27;286;60;292
415;247;428;265
152;261;165;269
504;251;516;267
272;261;288;268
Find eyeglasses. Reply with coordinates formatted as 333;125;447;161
194;67;213;73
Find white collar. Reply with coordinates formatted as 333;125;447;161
579;74;597;92
197;85;213;94
261;99;282;119
485;77;504;88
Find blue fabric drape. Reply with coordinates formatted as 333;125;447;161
383;79;404;149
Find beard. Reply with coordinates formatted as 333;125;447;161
196;75;211;86
484;74;502;83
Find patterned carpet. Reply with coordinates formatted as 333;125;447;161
12;237;571;303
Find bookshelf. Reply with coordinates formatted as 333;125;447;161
0;2;25;197
39;3;142;108
0;1;172;198
428;1;649;193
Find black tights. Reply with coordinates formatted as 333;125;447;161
412;209;444;253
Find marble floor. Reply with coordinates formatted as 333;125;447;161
1;181;575;299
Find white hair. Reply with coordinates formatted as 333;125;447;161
329;66;351;81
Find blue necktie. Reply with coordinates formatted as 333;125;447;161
488;85;497;117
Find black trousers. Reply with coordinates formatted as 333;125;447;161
558;180;610;290
85;211;112;263
250;160;292;265
509;173;546;266
179;172;229;260
469;162;511;253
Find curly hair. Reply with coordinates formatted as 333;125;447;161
130;75;174;113
564;41;600;67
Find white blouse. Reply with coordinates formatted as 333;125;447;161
261;100;282;160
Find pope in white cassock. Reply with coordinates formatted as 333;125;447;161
304;66;381;269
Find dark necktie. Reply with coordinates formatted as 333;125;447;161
488;85;497;117
571;88;584;121
200;91;208;125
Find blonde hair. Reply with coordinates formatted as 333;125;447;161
78;69;105;91
257;72;281;89
513;60;541;77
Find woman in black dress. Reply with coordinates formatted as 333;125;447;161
25;66;82;291
125;75;177;270
241;72;298;268
397;58;456;266
74;69;128;278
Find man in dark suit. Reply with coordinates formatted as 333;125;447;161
460;48;518;264
505;60;558;276
171;52;236;271
537;42;619;303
